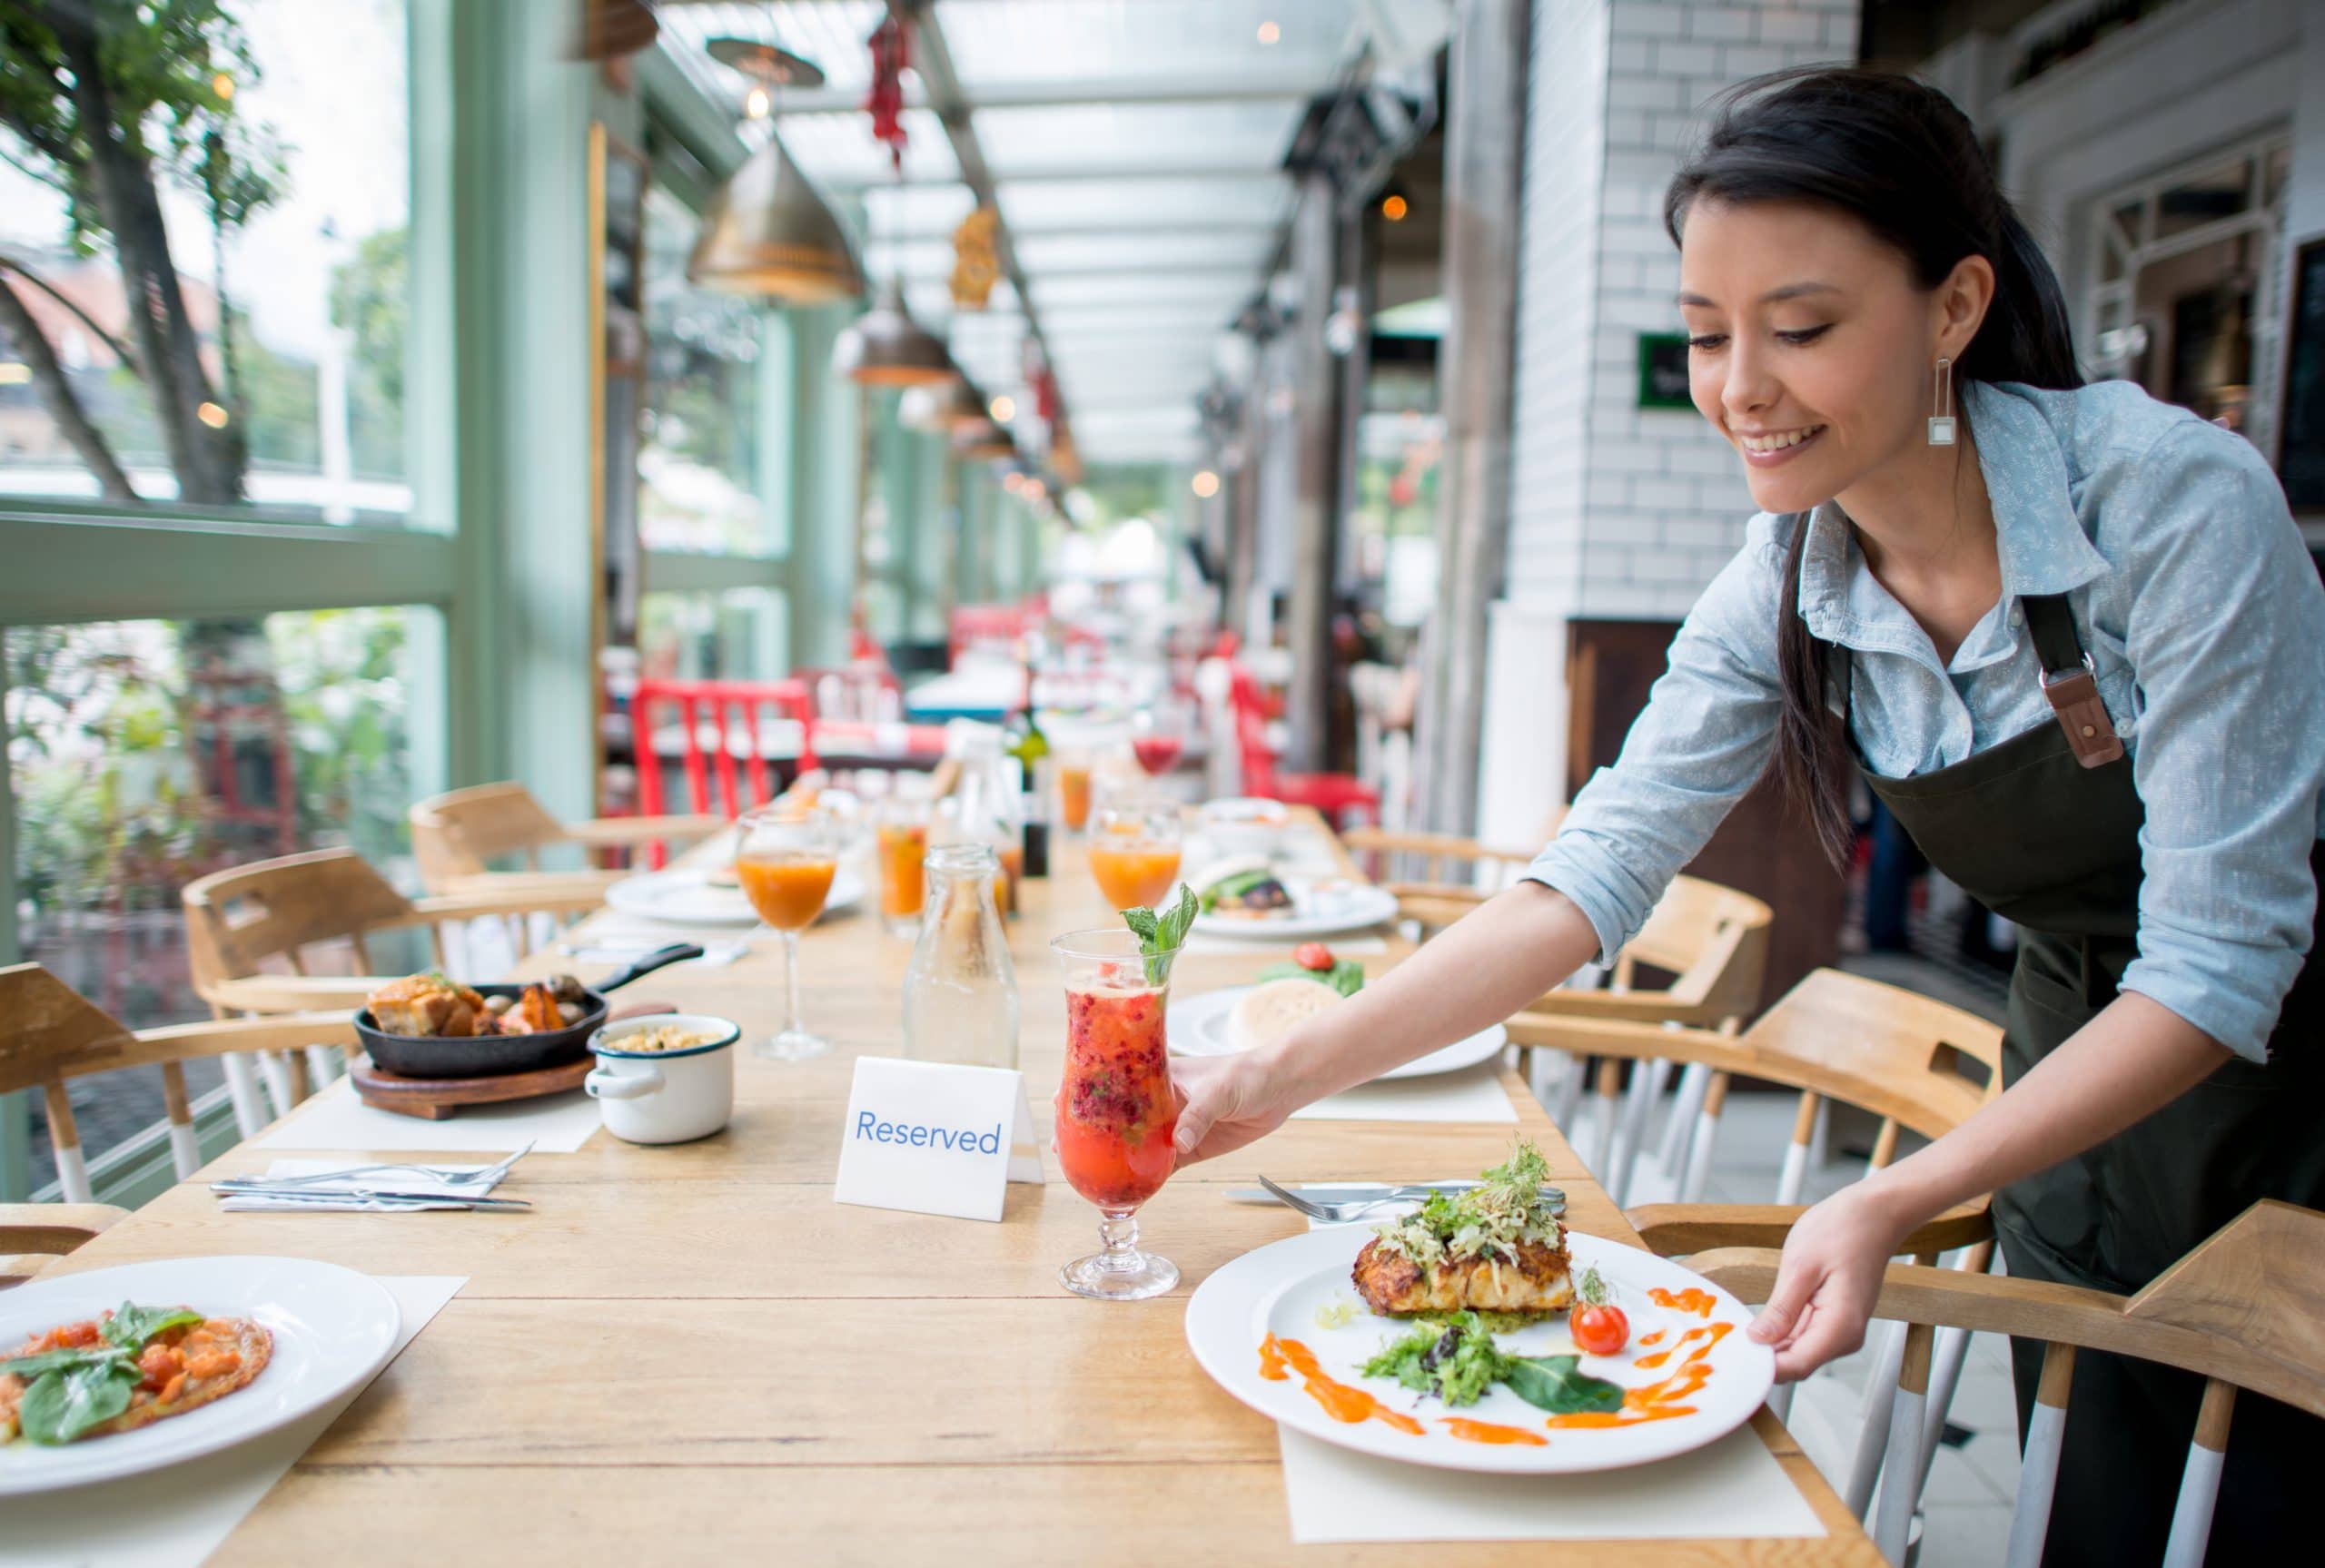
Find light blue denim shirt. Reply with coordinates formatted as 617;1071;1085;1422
1526;379;2325;1063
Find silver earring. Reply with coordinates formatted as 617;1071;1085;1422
1928;357;1956;446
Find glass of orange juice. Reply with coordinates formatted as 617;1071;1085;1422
875;796;930;938
1087;804;1183;913
735;804;843;1061
1057;750;1093;834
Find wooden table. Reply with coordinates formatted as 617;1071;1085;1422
50;814;1877;1564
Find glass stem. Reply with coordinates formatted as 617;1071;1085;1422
782;928;804;1036
1099;1207;1140;1267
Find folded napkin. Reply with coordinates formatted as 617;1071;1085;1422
253;1081;601;1154
219;1157;512;1212
1288;1062;1519;1123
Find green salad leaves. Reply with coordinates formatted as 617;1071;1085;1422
1253;959;1365;997
3;1301;207;1446
1359;1312;1624;1415
1121;883;1199;985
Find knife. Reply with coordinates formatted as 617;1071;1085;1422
1227;1183;1566;1211
210;1180;531;1210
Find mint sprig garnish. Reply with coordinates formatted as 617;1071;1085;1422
1122;883;1198;984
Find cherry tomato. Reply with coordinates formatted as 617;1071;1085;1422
1571;1304;1629;1356
1292;942;1334;972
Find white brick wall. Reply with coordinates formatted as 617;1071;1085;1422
1479;0;1860;842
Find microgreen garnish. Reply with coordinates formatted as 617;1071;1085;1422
1577;1267;1610;1307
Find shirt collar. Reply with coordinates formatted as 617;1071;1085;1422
1796;380;2109;648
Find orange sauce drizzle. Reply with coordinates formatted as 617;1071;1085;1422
1440;1416;1550;1447
1258;1336;1426;1435
1542;1319;1732;1431
1637;1330;1667;1347
1647;1287;1717;1319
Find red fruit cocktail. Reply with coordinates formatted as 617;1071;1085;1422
1052;926;1182;1299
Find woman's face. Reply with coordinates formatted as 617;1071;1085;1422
1677;198;1950;517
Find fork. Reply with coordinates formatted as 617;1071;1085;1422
242;1140;536;1190
1254;1174;1568;1225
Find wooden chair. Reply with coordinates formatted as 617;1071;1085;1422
1697;1199;2325;1566
1226;666;1380;828
1;1200;128;1287
0;962;355;1204
1594;969;2005;1533
409;781;725;895
181;848;603;1129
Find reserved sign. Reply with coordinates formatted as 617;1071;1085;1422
834;1056;1044;1223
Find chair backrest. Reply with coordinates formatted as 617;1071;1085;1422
1697;1200;2325;1567
410;782;571;887
182;846;419;992
630;676;819;832
1735;967;2000;1145
1227;666;1279;796
0;963;353;1201
1620;875;1776;1025
2;1201;129;1288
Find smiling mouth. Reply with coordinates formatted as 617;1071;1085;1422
1736;425;1826;454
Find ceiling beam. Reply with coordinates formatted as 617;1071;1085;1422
749;73;1325;116
819;160;1292;191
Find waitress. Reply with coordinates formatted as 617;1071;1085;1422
1169;69;2322;1565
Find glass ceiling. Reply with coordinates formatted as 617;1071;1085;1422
655;0;1450;463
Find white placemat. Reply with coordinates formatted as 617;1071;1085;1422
253;1080;600;1154
1279;1424;1826;1543
1288;1062;1519;1123
0;1274;466;1567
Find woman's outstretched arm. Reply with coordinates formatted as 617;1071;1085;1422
1169;881;1602;1162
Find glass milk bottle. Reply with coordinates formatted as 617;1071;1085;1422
901;843;1021;1070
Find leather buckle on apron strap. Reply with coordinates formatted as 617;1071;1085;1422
2041;654;2126;769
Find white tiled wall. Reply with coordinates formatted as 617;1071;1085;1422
1479;0;1858;843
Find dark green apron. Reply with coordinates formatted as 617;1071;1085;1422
1845;591;2323;1565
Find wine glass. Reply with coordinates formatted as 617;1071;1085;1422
1053;927;1182;1300
734;805;842;1060
1086;803;1182;912
1129;695;1188;777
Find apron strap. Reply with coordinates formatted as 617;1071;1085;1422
2023;595;2127;769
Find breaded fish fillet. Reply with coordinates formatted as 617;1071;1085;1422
1351;1234;1574;1317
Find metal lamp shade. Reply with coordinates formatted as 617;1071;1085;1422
688;134;863;304
953;418;1014;460
902;376;990;433
833;276;956;387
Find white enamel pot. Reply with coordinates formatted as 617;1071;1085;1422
585;1013;740;1144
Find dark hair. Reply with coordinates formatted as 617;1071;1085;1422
1665;68;2083;867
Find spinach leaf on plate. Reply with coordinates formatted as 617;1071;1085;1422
1501;1354;1625;1415
102;1303;204;1351
16;1358;141;1445
0;1346;136;1381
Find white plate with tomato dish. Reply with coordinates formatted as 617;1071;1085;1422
1167;942;1508;1081
1185;1227;1773;1474
0;1257;401;1494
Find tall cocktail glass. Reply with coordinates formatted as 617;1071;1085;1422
735;804;841;1061
1052;927;1182;1300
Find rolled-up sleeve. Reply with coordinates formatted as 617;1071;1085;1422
1523;522;1787;962
2113;425;2325;1062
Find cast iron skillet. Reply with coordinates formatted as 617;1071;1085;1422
355;942;704;1080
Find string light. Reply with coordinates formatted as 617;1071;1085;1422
212;73;234;102
0;362;28;386
1257;20;1281;45
989;394;1014;422
744;85;770;120
1381;193;1409;222
196;401;230;428
1191;469;1221;498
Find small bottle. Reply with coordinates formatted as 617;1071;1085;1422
1004;645;1052;879
943;726;1024;917
901;843;1020;1070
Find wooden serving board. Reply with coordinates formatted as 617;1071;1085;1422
349;1053;593;1120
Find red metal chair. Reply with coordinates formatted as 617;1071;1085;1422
1227;666;1381;829
630;677;819;865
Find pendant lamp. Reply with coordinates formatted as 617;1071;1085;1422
688;43;861;303
901;376;990;433
953;418;1014;461
833;274;956;387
